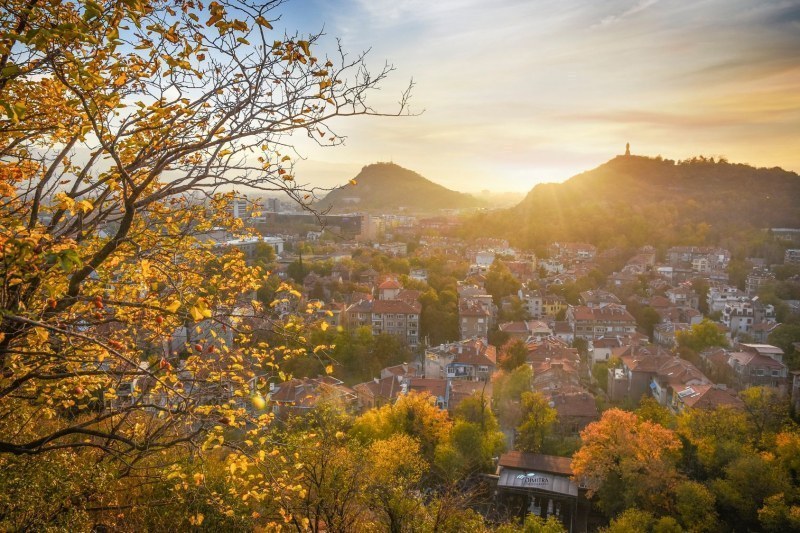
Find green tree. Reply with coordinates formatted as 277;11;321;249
515;391;557;453
500;339;529;372
493;365;533;427
677;318;728;352
674;480;719;533
486;261;522;304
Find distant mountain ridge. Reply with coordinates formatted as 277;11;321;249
316;162;484;213
462;154;800;249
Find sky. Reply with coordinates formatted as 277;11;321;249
271;0;800;193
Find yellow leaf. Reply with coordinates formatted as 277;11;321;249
189;306;204;321
113;73;127;87
252;395;266;410
164;300;180;313
297;40;311;56
349;179;357;186
325;364;333;375
140;259;151;279
320;321;329;331
255;16;273;29
218;148;232;157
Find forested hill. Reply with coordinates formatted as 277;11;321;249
316;162;484;213
461;155;800;249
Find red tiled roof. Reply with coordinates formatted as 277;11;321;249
372;299;421;314
408;378;448;399
354;375;404;401
677;384;744;410
379;279;402;290
459;300;490;316
548;391;599;418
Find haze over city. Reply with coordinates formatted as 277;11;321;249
277;0;800;192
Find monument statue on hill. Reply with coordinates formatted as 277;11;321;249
625;142;631;156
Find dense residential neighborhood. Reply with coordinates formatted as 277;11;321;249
193;193;800;531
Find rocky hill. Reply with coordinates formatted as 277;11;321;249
315;162;484;213
461;155;800;249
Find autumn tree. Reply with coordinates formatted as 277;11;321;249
571;409;682;517
351;391;452;463
0;0;409;527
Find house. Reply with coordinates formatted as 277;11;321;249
653;322;690;348
673;384;743;413
751;322;781;343
707;285;748;313
518;288;543;318
649;357;710;407
549;242;597;263
424;338;497;382
607;344;675;403
407;378;450;409
589;336;623;366
448;380;492;413
526;337;580;366
541;295;568;318
345;298;421;347
746;268;775;297
268;376;357;418
377;278;402;300
553;321;574;343
665;286;699;309
371;300;421;347
728;350;788;394
380;362;419;380
545;389;599;436
532;359;581;393
567;304;637;340
498;320;553;342
667;246;730;269
354;375;406;411
358;268;379;286
721;298;776;338
579;290;622;309
459;300;490;340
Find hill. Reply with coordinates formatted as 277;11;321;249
461;155;800;250
315;162;484;213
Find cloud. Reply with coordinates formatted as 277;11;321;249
594;0;660;28
280;0;800;192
